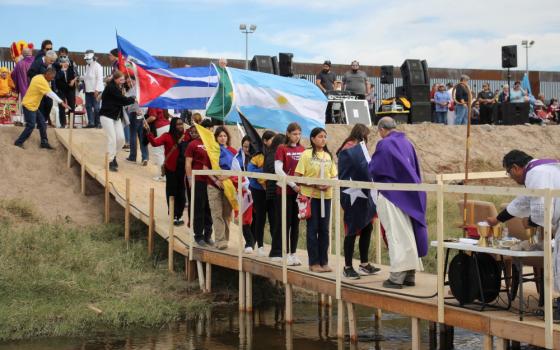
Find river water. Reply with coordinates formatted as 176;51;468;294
0;303;488;350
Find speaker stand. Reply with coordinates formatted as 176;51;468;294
507;68;511;102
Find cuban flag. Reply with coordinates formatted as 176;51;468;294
226;68;327;136
338;141;377;236
117;34;219;110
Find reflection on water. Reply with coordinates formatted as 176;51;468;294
0;303;486;350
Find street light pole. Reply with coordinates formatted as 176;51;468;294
239;24;257;70
521;40;535;76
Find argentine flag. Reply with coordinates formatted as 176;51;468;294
227;68;327;136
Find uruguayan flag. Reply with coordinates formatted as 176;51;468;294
227;68;327;136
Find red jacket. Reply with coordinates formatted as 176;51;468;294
147;132;191;172
147;108;170;129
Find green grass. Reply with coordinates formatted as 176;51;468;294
0;200;208;341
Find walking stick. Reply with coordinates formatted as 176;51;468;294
452;82;473;235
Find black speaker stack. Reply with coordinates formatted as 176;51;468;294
398;59;431;123
501;45;517;68
250;53;294;77
380;65;394;84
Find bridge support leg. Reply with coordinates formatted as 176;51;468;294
185;257;196;282
438;324;454;350
337;299;345;339
346;302;357;343
205;263;212;293
495;337;508;350
80;161;86;195
245;272;252;312
327;295;332;307
429;321;437;349
239;271;246;311
483;334;493;350
411;317;421;350
196;261;205;292
285;283;293;324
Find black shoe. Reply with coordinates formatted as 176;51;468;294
204;238;215;246
196;239;207;247
358;263;381;275
14;142;24;149
109;163;118;172
382;279;403;289
403;280;416;287
40;143;54;150
343;266;360;280
174;219;184;226
125;158;136;164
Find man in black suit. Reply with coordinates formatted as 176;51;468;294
55;55;77;128
28;48;57;126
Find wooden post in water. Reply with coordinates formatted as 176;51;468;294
104;152;109;224
337;299;345;339
125;178;130;244
239;269;246;311
346;302;357;343
148;188;154;256
205;263;212;293
285;283;293;324
411;317;420;350
245;272;253;312
196;261;205;292
482;334;493;350
168;196;175;273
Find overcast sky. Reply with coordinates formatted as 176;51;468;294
2;0;558;71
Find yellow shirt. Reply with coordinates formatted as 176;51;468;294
22;75;52;112
295;149;337;199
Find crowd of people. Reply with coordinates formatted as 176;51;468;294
429;74;560;125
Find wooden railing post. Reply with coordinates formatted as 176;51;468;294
189;174;196;260
168;196;174;273
334;184;341;301
80;142;86;195
148;188;154;256
104;152;109;224
436;183;445;323
67;113;73;168
237;173;246;311
543;190;554;349
125;178;130;244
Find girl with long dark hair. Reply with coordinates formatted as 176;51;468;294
336;123;380;279
270;123;304;265
295;127;337;273
146;117;189;225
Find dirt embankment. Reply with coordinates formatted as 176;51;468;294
0;127;105;225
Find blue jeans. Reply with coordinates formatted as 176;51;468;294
455;104;468;125
306;198;331;266
127;113;148;161
435;111;447;124
15;106;48;145
85;92;100;127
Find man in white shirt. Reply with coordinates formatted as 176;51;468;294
83;50;104;128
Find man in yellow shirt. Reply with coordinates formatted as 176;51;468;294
14;68;69;149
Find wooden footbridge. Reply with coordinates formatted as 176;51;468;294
56;128;560;349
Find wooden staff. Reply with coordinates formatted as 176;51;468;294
452;82;473;234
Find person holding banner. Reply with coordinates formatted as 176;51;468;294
295;127;338;273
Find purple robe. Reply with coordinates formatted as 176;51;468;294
10;56;34;96
368;131;428;257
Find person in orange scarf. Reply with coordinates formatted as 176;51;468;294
0;67;17;124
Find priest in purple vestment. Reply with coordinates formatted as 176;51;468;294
11;48;34;97
369;117;428;289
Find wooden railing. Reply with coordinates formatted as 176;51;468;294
190;168;558;349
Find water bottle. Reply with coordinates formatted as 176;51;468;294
502;227;509;240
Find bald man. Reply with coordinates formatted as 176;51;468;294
368;117;428;289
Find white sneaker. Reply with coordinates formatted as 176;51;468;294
292;255;302;266
257;247;266;257
287;254;298;266
244;247;253;254
153;176;162;181
270;256;282;262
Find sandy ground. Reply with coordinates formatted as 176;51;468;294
3;123;560;225
0;126;105;225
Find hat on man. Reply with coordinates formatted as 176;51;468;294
84;50;95;60
110;48;119;57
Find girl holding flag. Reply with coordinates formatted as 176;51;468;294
295;127;337;273
270;123;304;266
207;126;236;250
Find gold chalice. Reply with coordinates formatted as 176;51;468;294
525;227;537;244
492;224;503;241
477;223;491;247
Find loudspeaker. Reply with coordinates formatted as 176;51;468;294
250;55;274;74
380;65;394;84
279;52;294;77
400;59;425;85
502;45;517;68
404;85;430;102
271;56;279;75
421;60;430;85
409;101;432;123
500;102;529;125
